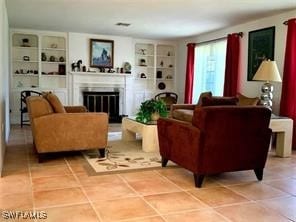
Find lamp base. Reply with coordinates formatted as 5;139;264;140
260;82;273;110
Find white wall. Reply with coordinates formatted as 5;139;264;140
0;0;10;176
176;9;296;114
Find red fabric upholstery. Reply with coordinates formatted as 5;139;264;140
157;106;272;187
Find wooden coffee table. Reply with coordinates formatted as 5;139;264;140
121;117;159;152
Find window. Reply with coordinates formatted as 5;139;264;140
192;39;227;103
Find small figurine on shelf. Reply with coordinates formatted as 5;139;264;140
59;56;65;62
140;73;146;78
140;59;146;66
167;51;171;56
22;38;30;47
82;66;87;72
77;60;83;71
140;49;146;55
49;56;56;62
71;62;77;72
160;61;164;67
23;56;30;61
41;52;47;61
169;64;173;68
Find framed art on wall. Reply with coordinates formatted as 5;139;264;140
90;39;114;68
247;26;275;81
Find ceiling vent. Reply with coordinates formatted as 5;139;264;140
115;22;131;27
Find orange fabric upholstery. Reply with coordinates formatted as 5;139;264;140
26;96;108;159
44;93;66;113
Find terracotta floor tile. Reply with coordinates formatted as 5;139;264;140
144;192;209;214
0;173;31;195
127;177;181;196
93;197;157;222
2;126;296;222
123;217;165;222
29;157;67;167
37;204;99;222
2;162;29;172
0;192;33;210
34;187;88;208
264;178;296;195
156;168;192;177
259;196;296;221
32;174;80;192
30;165;72;178
120;171;162;182
189;187;249;207
163;209;229;222
228;182;288;200
215;202;291;222
84;183;137;201
264;165;296;178
211;171;259;186
265;155;296;168
76;173;123;187
68;163;89;174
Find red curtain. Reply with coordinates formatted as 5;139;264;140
280;18;296;149
223;33;240;97
184;43;196;104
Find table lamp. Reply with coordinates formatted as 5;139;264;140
252;60;282;110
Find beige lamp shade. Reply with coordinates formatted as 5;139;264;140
253;60;282;82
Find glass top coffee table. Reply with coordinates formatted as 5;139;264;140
121;117;159;152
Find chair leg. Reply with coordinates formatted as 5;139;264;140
254;168;264;181
98;148;105;158
161;157;168;167
38;153;46;163
21;112;23;128
194;174;205;188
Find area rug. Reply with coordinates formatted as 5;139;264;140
82;132;176;175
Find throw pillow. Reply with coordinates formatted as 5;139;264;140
201;96;238;106
237;93;260;106
197;91;212;106
45;92;66;113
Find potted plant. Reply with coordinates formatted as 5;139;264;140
136;99;168;123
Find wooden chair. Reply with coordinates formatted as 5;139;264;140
154;92;178;111
20;90;42;127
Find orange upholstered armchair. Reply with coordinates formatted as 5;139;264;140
157;106;272;188
26;94;108;162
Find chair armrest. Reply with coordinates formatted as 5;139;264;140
157;117;202;172
64;106;88;113
32;112;108;153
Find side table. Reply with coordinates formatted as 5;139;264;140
269;118;293;157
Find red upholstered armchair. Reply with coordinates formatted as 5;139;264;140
157;106;272;188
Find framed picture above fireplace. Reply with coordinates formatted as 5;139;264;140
90;39;114;68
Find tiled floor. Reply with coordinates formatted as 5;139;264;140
1;125;296;222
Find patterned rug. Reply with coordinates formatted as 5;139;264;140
82;132;176;175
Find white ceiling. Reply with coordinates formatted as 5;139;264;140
6;0;296;40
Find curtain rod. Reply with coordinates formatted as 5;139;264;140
196;32;243;45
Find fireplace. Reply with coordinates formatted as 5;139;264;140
82;91;121;123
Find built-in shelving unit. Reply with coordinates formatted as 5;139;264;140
134;42;175;91
10;30;68;124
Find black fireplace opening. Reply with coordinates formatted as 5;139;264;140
83;91;122;123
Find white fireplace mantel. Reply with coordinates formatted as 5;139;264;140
69;72;131;114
